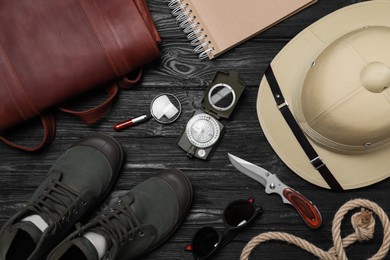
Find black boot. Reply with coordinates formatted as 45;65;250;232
48;169;193;260
0;134;123;260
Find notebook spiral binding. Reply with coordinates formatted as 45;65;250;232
167;0;215;60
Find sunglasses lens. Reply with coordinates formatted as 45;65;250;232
192;227;220;258
224;201;255;227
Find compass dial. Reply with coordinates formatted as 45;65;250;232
186;113;221;148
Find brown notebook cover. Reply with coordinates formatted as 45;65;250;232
168;0;317;59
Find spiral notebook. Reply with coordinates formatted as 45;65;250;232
168;0;317;60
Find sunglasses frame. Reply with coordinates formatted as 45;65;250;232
188;198;262;260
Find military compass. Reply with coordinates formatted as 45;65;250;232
177;71;246;160
186;112;221;148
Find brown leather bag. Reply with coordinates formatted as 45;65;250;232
0;0;160;151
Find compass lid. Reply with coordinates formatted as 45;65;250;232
202;71;246;119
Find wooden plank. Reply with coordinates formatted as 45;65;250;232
1;0;389;259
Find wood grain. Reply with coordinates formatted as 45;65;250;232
1;0;389;259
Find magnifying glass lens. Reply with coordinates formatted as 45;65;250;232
150;93;181;124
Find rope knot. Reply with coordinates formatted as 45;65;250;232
240;199;390;260
351;208;375;242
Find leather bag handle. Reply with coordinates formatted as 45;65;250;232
0;112;56;152
117;68;143;89
59;69;142;124
1;69;143;151
58;83;119;124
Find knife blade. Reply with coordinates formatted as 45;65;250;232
228;153;322;229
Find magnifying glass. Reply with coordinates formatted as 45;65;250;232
113;93;182;131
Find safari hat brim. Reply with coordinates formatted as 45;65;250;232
257;0;390;190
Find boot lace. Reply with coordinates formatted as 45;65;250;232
28;174;82;230
89;198;144;246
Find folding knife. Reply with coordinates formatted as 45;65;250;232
228;153;322;229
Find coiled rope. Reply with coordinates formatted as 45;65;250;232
240;199;390;260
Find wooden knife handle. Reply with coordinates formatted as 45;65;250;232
282;188;322;229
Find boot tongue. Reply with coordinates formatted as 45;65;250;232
70;237;100;260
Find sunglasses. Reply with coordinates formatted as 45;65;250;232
186;198;262;260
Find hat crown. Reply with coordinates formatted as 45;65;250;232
294;26;390;154
361;62;390;93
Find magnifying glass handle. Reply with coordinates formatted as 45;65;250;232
113;114;151;131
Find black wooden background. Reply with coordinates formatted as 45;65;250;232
1;0;389;259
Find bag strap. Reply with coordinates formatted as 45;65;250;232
58;83;119;124
0;111;56;152
1;69;143;151
117;68;143;89
59;69;143;124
